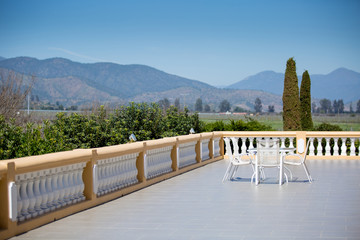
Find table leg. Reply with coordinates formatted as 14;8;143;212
279;154;284;185
255;155;259;185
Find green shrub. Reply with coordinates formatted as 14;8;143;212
313;123;342;131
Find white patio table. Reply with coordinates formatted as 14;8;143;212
248;147;296;185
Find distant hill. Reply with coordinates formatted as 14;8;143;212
227;68;360;103
1;56;357;111
0;57;214;99
0;56;6;61
1;57;280;110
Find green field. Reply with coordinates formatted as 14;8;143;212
22;110;360;131
199;113;360;131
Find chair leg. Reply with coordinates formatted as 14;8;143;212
284;166;293;180
222;163;233;183
230;165;239;180
302;163;312;183
260;167;266;180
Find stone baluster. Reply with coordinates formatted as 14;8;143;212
16;175;24;222
26;173;36;219
325;138;331;156
249;137;254;149
47;169;57;211
333;138;339;156
280;137;286;148
62;166;71;205
67;165;76;204
350;138;356;156
77;163;86;201
316;138;322;156
240;137;247;154
39;169;49;213
288;137;294;149
308;138;315;156
57;167;66;207
113;157;121;190
52;167;61;209
32;171;42;216
340;138;347;156
73;164;81;203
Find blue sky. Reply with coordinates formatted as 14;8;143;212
1;0;359;86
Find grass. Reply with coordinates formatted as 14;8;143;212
199;113;360;131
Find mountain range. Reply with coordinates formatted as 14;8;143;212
227;68;360;103
0;56;359;111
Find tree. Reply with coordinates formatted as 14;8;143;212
234;106;247;112
195;98;203;112
282;58;301;130
204;104;211;112
158;98;170;111
0;70;34;122
299;70;313;130
268;105;275;113
357;100;360;113
350;103;354;113
174;98;180;110
338;99;344;113
319;99;332;113
333;100;339;114
219;100;230;112
254;97;262;113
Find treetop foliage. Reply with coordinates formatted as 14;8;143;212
300;70;313;130
0;103;203;160
282;58;301;131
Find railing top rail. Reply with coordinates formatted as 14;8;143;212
94;141;145;159
306;131;360;138
200;132;213;139
177;133;201;143
2;149;92;174
219;131;298;137
145;137;176;150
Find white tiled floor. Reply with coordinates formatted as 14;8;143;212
11;159;360;240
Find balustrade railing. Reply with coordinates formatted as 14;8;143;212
1;131;359;239
221;131;359;159
0;132;222;239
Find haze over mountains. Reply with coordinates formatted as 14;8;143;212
0;56;359;111
227;68;360;103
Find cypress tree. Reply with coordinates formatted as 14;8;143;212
282;58;301;130
300;70;313;130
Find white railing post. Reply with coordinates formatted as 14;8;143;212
280;137;286;148
350;138;356;156
289;137;295;149
340;138;347;156
316;138;322;156
333;138;339;156
325;138;331;156
309;138;315;156
249;137;254;149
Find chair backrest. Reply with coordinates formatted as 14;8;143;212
257;139;280;166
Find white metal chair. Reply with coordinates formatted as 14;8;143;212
222;137;253;182
283;139;313;183
251;139;288;185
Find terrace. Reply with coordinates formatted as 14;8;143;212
1;131;360;240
